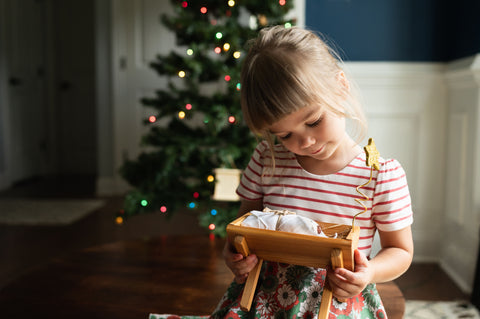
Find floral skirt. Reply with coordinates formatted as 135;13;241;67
150;262;387;319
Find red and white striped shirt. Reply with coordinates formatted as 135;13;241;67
236;141;414;257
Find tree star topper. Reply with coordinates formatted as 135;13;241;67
364;138;380;170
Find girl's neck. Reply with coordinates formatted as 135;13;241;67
296;135;362;175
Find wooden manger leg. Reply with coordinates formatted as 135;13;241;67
233;236;263;312
318;249;344;319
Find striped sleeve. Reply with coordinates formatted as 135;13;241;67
372;159;414;231
236;142;267;201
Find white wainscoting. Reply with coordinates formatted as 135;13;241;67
440;55;480;293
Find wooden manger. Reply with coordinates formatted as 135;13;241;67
226;213;360;319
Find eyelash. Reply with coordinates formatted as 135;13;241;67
307;116;323;127
278;116;323;140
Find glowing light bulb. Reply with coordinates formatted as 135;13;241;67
224;75;231;82
193;192;199;198
233;51;241;59
181;1;188;8
188;202;196;209
228;0;235;7
141;200;148;207
178;70;186;78
186;48;193;55
160;206;167;213
148;115;156;123
214;47;221;54
285;22;292;28
178;111;186;119
215;32;223;39
209;223;216;230
279;0;286;5
200;6;207;14
211;209;217;216
185;103;192;110
223;43;230;51
228;116;236;123
207;175;214;182
116;216;123;225
236;83;241;90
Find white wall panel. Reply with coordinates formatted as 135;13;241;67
441;54;480;293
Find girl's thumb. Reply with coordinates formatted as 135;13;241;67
354;249;369;267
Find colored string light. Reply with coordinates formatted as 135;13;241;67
178;70;186;78
181;1;188;8
224;75;231;81
228;116;236;123
115;216;123;225
207;175;214;182
215;32;223;39
214;47;221;54
223;43;230;51
228;0;235;7
233;51;241;59
160;206;167;213
186;48;193;55
193;192;199;198
200;6;207;14
209;223;216;230
148;115;156;123
178;111;186;119
210;209;217;216
141;200;148;207
185;103;192;110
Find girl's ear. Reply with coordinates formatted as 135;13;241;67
337;71;350;92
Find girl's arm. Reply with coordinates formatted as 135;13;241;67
327;226;414;299
223;199;263;283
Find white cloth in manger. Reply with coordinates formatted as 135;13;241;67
241;208;330;237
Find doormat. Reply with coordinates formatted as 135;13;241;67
0;199;105;225
405;300;480;318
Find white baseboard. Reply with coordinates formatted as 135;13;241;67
440;259;473;294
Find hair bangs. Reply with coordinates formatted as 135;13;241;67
241;51;318;134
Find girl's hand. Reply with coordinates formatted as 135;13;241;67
223;241;258;284
327;249;373;300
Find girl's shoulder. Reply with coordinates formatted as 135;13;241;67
350;152;407;180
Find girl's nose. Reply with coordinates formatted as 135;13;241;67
300;135;315;149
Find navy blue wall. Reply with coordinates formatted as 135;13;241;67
305;0;480;62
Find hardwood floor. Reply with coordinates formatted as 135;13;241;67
0;176;471;304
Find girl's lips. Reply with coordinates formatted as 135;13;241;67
311;145;324;155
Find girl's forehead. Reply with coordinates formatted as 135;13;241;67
268;104;322;133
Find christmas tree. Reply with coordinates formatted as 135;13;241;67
118;0;294;237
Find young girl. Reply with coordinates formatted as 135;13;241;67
211;26;414;318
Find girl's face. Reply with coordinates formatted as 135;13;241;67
268;104;347;162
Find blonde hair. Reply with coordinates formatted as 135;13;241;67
241;26;367;145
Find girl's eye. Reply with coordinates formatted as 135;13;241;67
307;116;323;127
279;133;292;140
